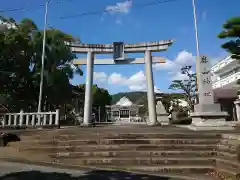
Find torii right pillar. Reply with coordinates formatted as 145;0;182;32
145;50;157;126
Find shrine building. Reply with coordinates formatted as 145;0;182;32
105;96;144;124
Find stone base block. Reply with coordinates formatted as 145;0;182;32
194;103;222;113
188;114;234;131
157;114;169;125
188;103;234;131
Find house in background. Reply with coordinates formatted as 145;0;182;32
211;56;240;121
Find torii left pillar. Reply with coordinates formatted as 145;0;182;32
145;50;157;126
83;51;94;125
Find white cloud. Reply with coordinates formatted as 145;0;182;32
94;72;108;82
105;0;132;14
108;71;146;91
95;70;161;92
92;50;226;92
174;50;195;65
154;87;163;93
170;70;195;81
153;50;196;81
127;71;146;91
108;72;127;84
153;50;195;72
94;50;197;91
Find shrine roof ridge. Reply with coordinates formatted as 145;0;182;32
66;39;174;48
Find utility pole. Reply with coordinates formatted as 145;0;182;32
192;0;200;104
37;0;50;112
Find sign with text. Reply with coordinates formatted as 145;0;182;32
198;55;214;104
113;42;124;60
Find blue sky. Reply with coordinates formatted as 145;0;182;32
1;0;239;94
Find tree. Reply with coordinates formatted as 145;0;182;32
32;27;83;109
0;18;37;111
218;17;240;59
76;84;112;121
0;16;82;112
92;85;112;121
168;66;196;112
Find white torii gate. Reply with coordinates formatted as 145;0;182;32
67;40;174;126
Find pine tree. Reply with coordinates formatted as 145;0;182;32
218;17;240;59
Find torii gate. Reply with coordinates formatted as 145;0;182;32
68;40;174;126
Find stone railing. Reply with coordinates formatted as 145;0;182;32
0;109;59;128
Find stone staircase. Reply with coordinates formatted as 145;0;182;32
0;126;239;179
215;134;240;179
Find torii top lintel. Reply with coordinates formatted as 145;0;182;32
67;40;174;54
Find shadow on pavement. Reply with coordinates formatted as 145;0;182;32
0;133;20;146
0;170;178;180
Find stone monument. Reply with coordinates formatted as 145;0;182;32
189;55;233;130
156;97;169;125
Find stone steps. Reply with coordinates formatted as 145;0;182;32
214;167;240;180
2;127;233;179
50;156;215;166
82;164;214;174
9;138;220;146
0;157;218;180
15;144;218;153
87;165;216;179
49;150;216;158
216;158;240;172
217;144;236;153
218;151;238;163
19;132;222;140
216;134;240;179
220;139;240;145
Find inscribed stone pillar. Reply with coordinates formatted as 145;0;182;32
189;55;232;131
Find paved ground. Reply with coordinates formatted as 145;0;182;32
0;162;186;180
0;161;86;177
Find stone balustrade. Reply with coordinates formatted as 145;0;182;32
0;109;59;128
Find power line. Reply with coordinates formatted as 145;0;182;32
60;0;179;19
0;0;180;20
0;5;45;13
0;0;75;13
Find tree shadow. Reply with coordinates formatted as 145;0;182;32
0;170;178;180
1;133;20;146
